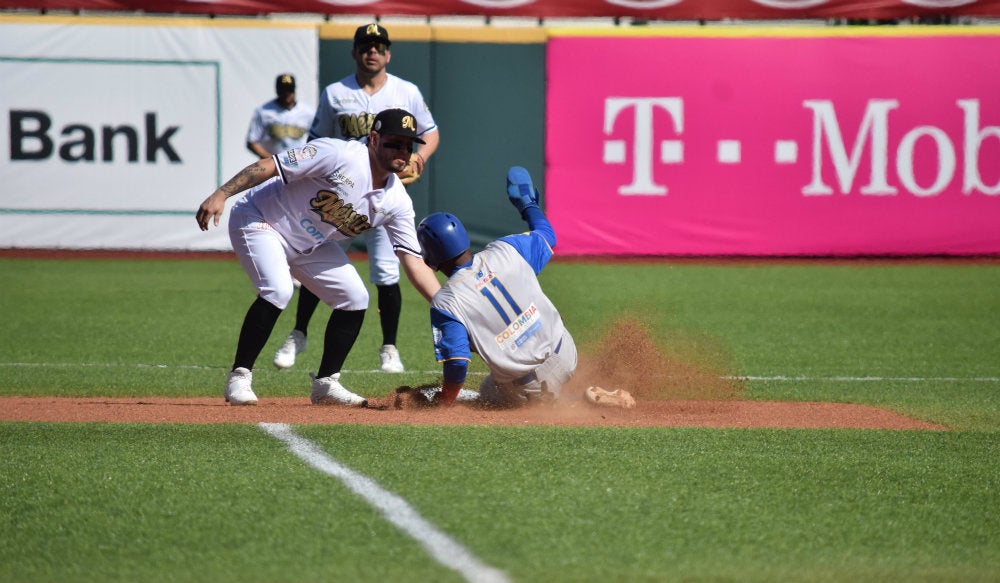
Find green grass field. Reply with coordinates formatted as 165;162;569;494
2;256;999;582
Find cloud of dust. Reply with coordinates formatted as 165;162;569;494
565;317;745;402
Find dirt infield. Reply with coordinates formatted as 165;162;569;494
0;396;947;430
2;249;955;431
0;303;948;431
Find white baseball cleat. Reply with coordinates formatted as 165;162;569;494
310;373;367;407
273;330;307;369
225;367;258;406
584;386;636;409
379;344;405;373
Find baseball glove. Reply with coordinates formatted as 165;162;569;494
396;153;423;185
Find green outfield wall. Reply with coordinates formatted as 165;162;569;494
319;24;547;248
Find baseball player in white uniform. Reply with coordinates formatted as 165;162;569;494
195;108;440;407
245;74;315;158
416;167;635;409
273;22;440;375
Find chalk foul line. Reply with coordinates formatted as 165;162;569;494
259;423;511;583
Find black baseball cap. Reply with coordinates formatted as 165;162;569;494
373;108;425;144
354;23;391;47
275;73;296;91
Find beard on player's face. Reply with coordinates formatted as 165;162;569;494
354;50;388;75
384;151;409;172
370;134;411;174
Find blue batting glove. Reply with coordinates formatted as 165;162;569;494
506;166;540;214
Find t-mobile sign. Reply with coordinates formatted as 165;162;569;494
546;32;1000;256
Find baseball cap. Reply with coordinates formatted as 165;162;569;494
354;23;391;47
275;73;296;91
373;108;425;144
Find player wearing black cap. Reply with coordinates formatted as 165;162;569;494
196;108;440;407
273;22;440;374
246;73;315;159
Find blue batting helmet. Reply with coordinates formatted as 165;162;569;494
417;212;470;270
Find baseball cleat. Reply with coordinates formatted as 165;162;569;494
310;373;367;407
379;344;405;373
273;330;307;369
584;386;636;409
225;367;258;406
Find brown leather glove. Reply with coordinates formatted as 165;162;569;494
396;152;424;185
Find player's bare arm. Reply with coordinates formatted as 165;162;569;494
412;129;440;174
196;157;278;231
246;140;273;160
396;251;441;302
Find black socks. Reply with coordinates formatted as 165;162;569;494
232;296;282;371
317;309;366;378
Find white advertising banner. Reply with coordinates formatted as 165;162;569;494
0;16;318;250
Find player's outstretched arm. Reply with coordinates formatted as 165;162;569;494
506;165;540;215
505;166;555;247
196;157;277;231
246;140;272;160
414;129;440;170
397;251;442;302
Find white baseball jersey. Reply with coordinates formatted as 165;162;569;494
246;99;316;155
231;138;420;256
430;236;569;385
309;73;437;142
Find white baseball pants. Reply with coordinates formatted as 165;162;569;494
229;205;369;311
478;333;579;407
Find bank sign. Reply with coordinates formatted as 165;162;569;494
1;57;219;211
0;19;317;250
546;31;1000;256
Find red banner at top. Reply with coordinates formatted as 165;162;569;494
2;0;999;19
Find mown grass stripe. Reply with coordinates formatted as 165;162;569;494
739;375;1000;382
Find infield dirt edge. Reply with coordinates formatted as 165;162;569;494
0;397;948;430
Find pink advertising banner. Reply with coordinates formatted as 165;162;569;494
546;32;1000;256
4;0;1000;19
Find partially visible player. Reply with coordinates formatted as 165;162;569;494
415;166;635;409
246;73;315;159
195;108;440;407
273;23;440;374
